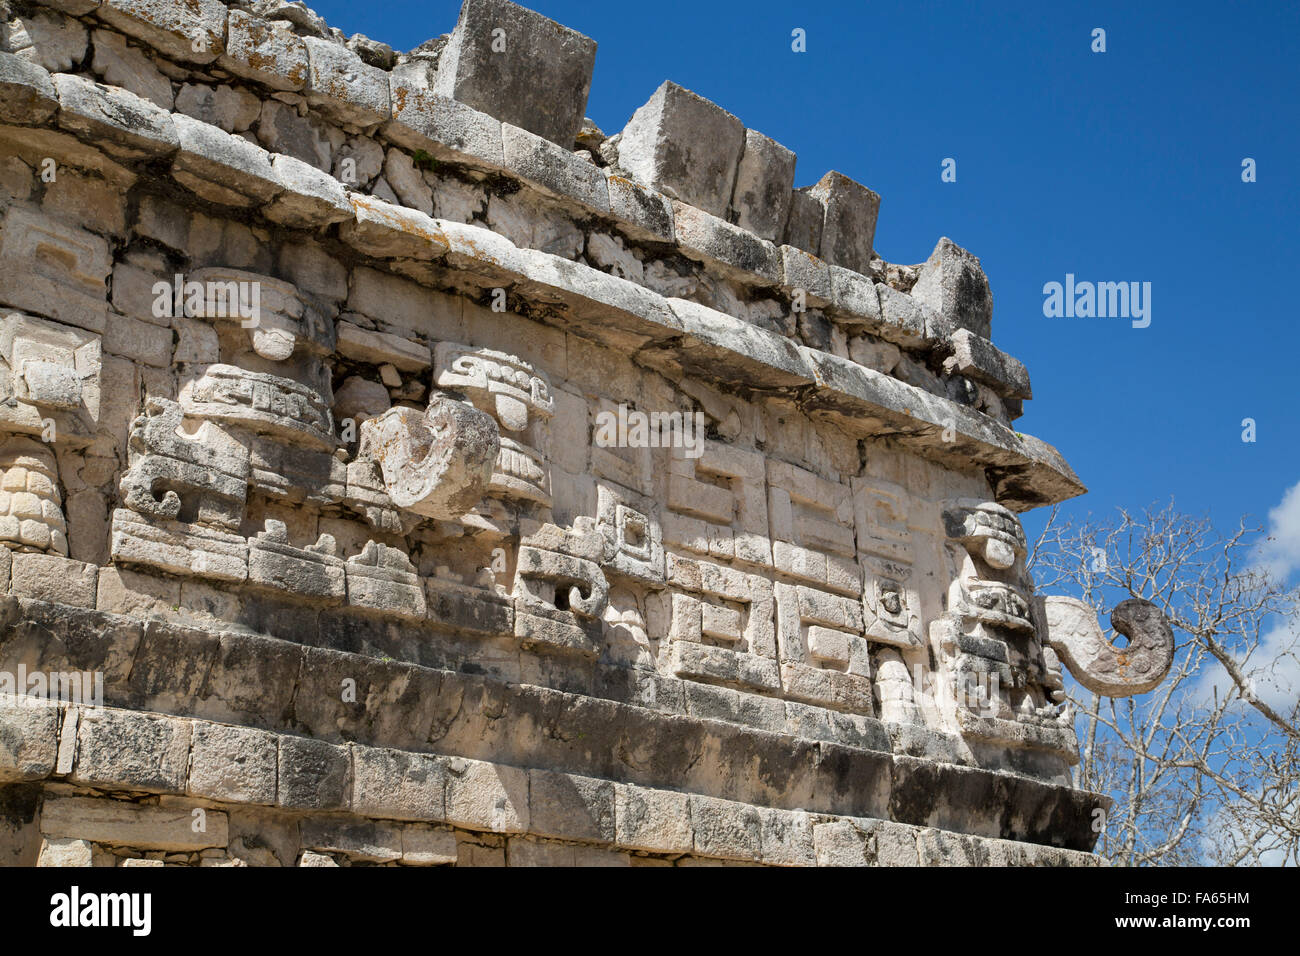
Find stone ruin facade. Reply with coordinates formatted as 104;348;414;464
0;0;1175;867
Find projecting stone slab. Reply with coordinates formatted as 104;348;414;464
95;0;228;65
386;85;504;170
672;201;781;284
605;172;674;242
171;112;281;207
618;81;745;219
0;52;59;125
502;123;610;213
808;170;880;275
52;72;179;160
911;237;994;339
433;0;597;148
947;328;1031;400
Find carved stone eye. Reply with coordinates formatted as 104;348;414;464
881;591;902;615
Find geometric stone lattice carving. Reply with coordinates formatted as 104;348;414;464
664;553;779;693
596;481;664;583
775;582;872;714
513;522;608;659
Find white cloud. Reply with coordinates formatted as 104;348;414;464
1254;480;1300;583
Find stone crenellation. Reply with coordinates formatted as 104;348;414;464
0;0;1172;867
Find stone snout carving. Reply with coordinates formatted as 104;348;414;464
1039;595;1175;697
434;343;554;508
358;394;500;520
944;498;1176;723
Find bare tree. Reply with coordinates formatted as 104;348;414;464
1030;501;1300;866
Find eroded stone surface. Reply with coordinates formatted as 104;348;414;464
0;0;1157;869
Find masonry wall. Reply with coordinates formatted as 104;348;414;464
0;0;1102;866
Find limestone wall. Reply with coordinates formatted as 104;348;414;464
0;0;1118;866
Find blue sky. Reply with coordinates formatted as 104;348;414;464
312;0;1300;548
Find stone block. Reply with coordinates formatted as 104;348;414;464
528;770;615;843
219;9;309;91
829;263;882;325
730;128;796;241
911;237;994;339
187;722;278;806
70;708;189;793
336;322;431;371
90;28;173;110
9;553;98;609
40;796;228;848
10;9;89;72
102;311;173;367
171;112;281;207
401;825;457;864
618;81;745;219
36;836;92;867
96;0;228;64
812;819;872;866
0;205;110;334
277;736;350;811
781;245;832;307
917;826;987;866
947;328;1031;399
350;746;446;822
874;284;928;344
302;35;390;127
443;757;528;833
344;541;427;620
53;72;179;160
433;0;596;148
689;794;762;862
299;818;402;863
605;172;674;242
339;195;450;260
247;522;345;603
758;808;816;866
0;51;58;126
614;783;691;854
672;200;781;284
0;696;58;782
501;123;609;213
256;99;335;171
385;85;504;170
783;186;824;255
264;153;354;228
808;170;880;274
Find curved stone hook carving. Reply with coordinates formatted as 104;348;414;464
1040;595;1175;696
359;394;500;520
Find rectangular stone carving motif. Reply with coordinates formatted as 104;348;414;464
664;553;779;693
